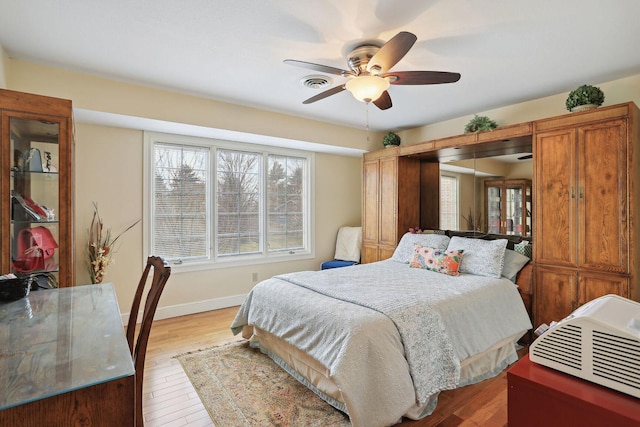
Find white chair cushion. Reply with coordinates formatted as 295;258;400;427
334;226;362;262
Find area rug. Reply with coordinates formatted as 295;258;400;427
175;340;351;427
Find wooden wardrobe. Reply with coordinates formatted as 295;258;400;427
533;102;640;326
361;102;640;329
361;147;420;263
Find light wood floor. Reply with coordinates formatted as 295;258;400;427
142;306;526;427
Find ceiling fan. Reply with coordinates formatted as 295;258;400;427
284;31;461;110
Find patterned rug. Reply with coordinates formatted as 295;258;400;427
175;340;351;427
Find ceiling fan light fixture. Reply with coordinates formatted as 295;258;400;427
345;76;390;103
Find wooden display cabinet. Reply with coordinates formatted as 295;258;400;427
484;178;531;236
0;89;74;287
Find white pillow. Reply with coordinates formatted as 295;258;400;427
502;249;530;282
334;226;362;262
447;236;508;278
391;232;451;263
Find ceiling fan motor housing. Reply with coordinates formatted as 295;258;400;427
347;45;380;75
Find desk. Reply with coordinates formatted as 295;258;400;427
508;354;640;427
0;283;135;426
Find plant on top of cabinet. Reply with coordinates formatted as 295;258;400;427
464;114;498;133
565;84;605;112
382;131;401;148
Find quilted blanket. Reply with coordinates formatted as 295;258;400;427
231;260;532;427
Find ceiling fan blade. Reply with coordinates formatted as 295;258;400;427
302;85;346;104
284;59;353;76
384;70;461;85
373;90;392;110
367;31;417;73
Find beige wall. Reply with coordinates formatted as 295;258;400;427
5;59;366;319
8;59;382;152
0;44;7;88
6;54;640;320
399;73;640;144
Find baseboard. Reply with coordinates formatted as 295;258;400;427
122;293;247;324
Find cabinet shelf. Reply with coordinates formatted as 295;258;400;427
11;170;59;175
11;220;59;225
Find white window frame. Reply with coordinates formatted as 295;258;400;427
143;132;314;272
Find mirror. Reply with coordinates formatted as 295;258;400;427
409;133;533;236
440;152;533;236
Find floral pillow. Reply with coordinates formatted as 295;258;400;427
409;244;464;276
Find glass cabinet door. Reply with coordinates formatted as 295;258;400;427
506;184;523;235
1;89;73;287
486;185;502;234
10;117;61;286
484;179;532;237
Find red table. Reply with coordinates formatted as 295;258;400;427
508;354;640;427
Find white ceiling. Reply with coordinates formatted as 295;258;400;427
2;0;640;132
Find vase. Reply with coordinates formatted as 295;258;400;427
570;104;598;112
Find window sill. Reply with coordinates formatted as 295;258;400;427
168;251;315;274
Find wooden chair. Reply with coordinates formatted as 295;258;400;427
126;256;171;427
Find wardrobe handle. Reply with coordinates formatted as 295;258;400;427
579;186;584;199
570;187;575;199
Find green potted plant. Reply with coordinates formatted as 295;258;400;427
565;84;605;112
464;115;498;133
382;131;401;148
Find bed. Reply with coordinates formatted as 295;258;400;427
231;232;533;427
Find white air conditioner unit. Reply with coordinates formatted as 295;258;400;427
530;294;640;398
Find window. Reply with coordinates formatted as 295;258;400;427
153;143;209;261
440;175;458;230
145;132;312;268
267;155;305;252
216;149;261;256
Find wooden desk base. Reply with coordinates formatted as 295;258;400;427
0;375;134;426
508;354;640;427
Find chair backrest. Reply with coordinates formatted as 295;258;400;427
126;255;171;427
334;226;362;262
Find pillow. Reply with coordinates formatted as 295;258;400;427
446;236;508;278
502;249;530;282
409;244;464;276
333;226;362;262
391;232;451;263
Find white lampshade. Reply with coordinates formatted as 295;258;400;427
345;76;390;103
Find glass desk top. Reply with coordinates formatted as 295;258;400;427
0;283;135;410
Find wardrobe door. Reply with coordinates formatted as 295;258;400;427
577;119;628;273
378;156;398;248
362;159;380;246
534;265;576;325
534;128;577;267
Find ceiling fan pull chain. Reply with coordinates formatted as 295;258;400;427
365;101;370;144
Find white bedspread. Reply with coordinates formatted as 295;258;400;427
231;260;532;427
